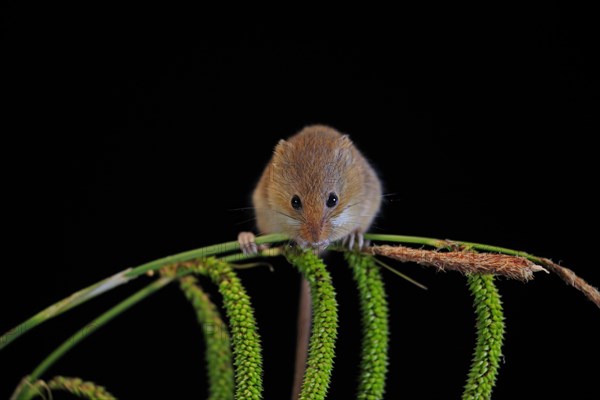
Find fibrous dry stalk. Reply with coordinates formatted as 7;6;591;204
539;257;600;308
368;245;546;281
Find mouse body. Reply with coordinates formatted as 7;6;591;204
239;125;382;252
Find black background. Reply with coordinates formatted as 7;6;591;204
2;5;599;399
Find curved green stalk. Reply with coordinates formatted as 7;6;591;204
29;376;116;400
0;269;134;351
13;257;263;400
127;233;288;278
12;277;172;400
286;250;338;400
462;274;505;400
180;276;234;400
345;252;389;399
364;233;539;263
1;232;565;354
192;258;263;399
364;234;447;248
1;234;287;351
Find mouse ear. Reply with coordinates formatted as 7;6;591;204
274;139;286;153
337;134;354;149
274;139;293;156
334;135;354;167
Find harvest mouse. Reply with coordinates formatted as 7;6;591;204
237;125;382;399
238;124;382;253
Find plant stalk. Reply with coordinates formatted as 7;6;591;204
1;234;287;351
286;250;338;400
12;277;172;400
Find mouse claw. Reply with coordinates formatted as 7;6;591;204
238;231;258;255
237;232;270;255
342;230;367;251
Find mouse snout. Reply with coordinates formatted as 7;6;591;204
298;220;330;248
307;222;322;243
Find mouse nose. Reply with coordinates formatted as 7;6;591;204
308;226;319;243
306;222;323;244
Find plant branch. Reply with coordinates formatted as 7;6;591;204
346;252;389;399
462;274;505;400
185;258;263;399
365;234;600;309
0;269;133;351
27;376;116;400
12;277;173;400
0;235;287;351
291;278;311;400
364;234;533;257
367;245;546;281
179;276;234;400
3;232;596;358
127;233;288;278
13;255;265;400
286;250;338;400
2;232;597;399
538;257;600;309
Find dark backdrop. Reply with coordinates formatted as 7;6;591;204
2;5;599;399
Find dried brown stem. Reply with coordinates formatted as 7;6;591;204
292;278;311;400
367;245;547;281
539;258;600;309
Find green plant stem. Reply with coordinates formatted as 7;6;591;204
0;269;134;351
128;233;288;278
12;277;172;400
220;246;283;264
0;232;553;353
364;233;447;248
29;376;116;400
345;252;389;399
0;234;287;351
13;256;264;400
462;274;505;400
286;250;338;400
180;276;234;400
364;233;539;262
191;258;263;399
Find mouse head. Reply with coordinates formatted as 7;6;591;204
267;133;363;249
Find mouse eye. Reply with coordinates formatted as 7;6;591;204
291;195;302;210
326;193;338;208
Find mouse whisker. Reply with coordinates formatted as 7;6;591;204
274;210;303;223
343;200;365;210
228;206;257;211
234;217;258;226
367;224;385;231
331;211;378;224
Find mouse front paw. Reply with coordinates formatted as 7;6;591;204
342;230;369;251
238;231;258;254
237;232;270;255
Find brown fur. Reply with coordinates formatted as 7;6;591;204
252;125;382;247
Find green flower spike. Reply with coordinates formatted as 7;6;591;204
287;250;339;400
345;252;389;400
30;376;116;400
180;276;234;400
462;274;505;400
194;258;263;400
